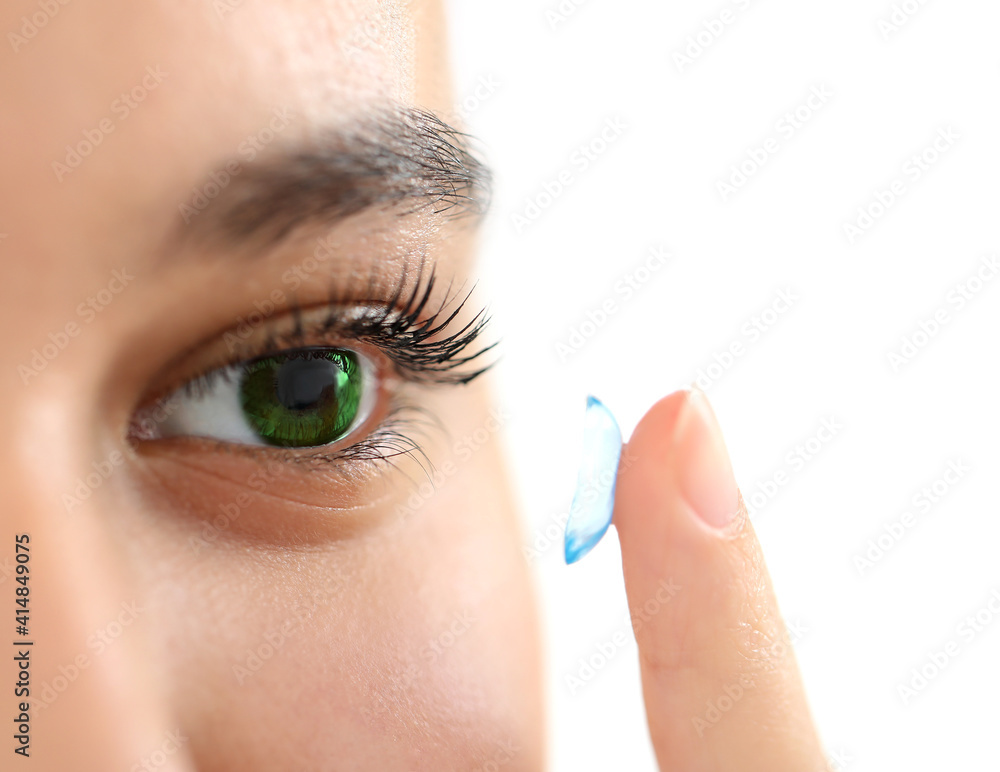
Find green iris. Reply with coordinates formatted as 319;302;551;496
239;349;363;448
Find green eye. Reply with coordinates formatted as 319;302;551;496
239;349;364;448
152;346;375;450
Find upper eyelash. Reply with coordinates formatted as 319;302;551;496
324;265;499;385
172;262;498;405
202;263;496;394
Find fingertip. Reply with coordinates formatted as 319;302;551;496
618;389;690;488
612;389;702;569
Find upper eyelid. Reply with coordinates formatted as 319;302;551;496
141;318;384;414
224;269;496;383
137;263;496;406
216;292;494;386
179;338;386;401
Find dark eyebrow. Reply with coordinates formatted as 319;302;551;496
172;105;491;249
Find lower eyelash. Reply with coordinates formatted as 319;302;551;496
322;399;441;476
205;398;442;478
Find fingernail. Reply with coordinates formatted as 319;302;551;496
673;390;740;529
564;395;622;564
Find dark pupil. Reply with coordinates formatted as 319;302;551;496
239;349;362;448
276;358;342;412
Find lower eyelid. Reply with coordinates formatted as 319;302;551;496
131;444;409;547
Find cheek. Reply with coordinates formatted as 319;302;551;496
141;439;544;770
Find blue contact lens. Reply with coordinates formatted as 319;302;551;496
564;396;623;564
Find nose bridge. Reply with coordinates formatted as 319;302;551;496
0;390;196;771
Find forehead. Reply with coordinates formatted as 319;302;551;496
0;0;439;286
2;0;416;120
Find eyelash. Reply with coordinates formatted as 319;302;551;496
133;266;497;470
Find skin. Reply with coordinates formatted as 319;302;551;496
0;1;825;770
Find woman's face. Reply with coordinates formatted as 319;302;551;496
1;1;544;769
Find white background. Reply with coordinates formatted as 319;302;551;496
447;1;1000;770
